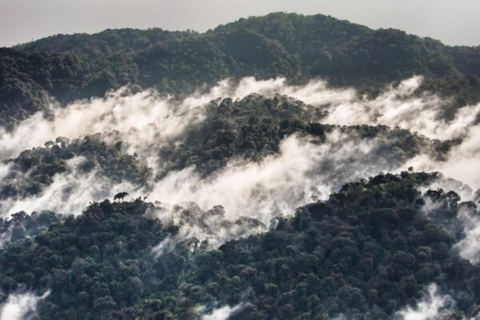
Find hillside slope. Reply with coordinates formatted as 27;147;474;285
2;12;480;129
1;172;479;319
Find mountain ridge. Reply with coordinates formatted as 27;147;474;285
2;12;480;129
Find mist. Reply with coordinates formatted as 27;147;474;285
0;156;140;217
0;87;208;162
148;131;399;248
404;125;480;194
454;205;480;263
3;75;480;250
200;304;242;320
144;128;409;251
0;291;50;320
395;284;455;320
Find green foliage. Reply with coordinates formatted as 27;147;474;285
0;172;479;319
2;13;480;129
17;28;191;61
157;94;456;177
2;12;480;320
0;200;169;319
0;48;88;129
0;134;151;199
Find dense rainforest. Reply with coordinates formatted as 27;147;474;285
2;12;480;129
2;11;480;320
1;172;480;319
0;94;455;204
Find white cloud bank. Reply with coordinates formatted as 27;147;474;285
0;291;50;320
395;284;455;320
3;76;480;251
150;128;411;251
200;304;242;320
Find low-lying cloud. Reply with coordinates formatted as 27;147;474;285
0;291;50;320
2;74;480;319
200;304;242;320
454;205;480;263
0;156;140;217
150;131;382;223
148;129;415;249
2;75;480;252
404;125;480;195
395;284;455;320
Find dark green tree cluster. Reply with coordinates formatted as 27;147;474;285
0;200;171;319
0;210;62;244
415;76;480;118
157;94;456;177
0;48;88;129
177;172;477;319
16;28;191;61
0;134;151;199
1;172;480;319
211;13;480;82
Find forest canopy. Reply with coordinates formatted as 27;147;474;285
2;12;480;129
2;11;480;320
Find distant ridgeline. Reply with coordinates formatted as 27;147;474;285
1;172;480;319
1;12;480;128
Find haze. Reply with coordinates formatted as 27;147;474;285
1;0;479;48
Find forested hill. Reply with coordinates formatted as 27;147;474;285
2;12;480;129
16;12;480;83
2;172;480;319
3;10;480;320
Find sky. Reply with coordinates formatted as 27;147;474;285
0;0;479;47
